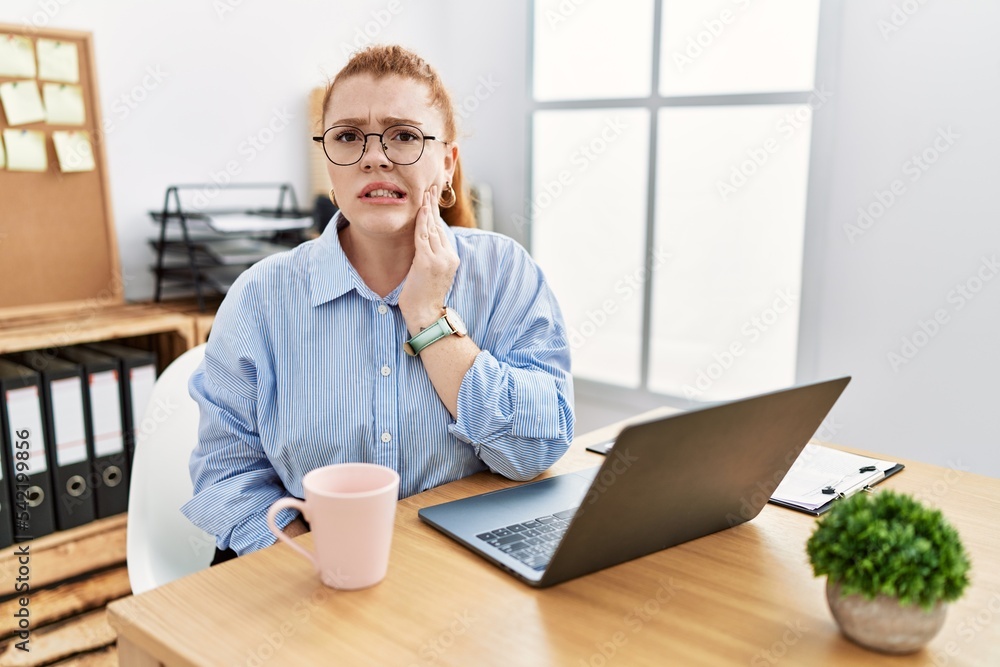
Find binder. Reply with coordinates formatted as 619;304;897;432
0;434;13;548
0;358;58;540
0;364;17;548
6;351;97;530
83;342;157;466
54;346;130;518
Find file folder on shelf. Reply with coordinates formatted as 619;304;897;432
0;363;17;548
55;347;130;518
0;358;58;540
0;436;13;548
7;351;97;530
83;342;157;466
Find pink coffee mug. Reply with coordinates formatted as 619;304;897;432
266;463;399;590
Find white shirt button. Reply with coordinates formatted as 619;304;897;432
377;304;389;315
380;432;392;443
380;365;391;377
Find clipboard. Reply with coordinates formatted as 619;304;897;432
767;444;906;515
768;463;906;516
585;438;616;455
768;463;905;515
586;434;905;516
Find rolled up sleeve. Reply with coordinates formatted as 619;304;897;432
448;242;574;481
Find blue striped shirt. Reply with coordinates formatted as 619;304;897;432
180;213;575;555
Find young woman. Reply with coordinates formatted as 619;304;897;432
182;45;574;556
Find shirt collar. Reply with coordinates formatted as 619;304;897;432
308;211;459;308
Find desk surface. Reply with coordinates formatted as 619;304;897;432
109;408;1000;667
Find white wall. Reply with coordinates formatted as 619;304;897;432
800;1;1000;477
438;2;530;244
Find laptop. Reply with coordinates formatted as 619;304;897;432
419;376;850;587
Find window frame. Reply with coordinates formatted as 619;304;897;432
525;0;843;406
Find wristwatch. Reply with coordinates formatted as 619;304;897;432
403;307;468;356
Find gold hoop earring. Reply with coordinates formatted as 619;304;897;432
438;181;456;209
329;188;337;206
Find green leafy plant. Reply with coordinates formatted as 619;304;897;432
806;490;971;610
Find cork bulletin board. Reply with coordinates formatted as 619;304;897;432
0;24;121;317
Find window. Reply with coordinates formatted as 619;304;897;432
529;0;824;401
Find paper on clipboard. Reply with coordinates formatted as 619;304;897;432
771;444;897;511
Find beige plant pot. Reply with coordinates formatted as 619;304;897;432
826;579;947;654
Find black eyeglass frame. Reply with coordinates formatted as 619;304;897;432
312;124;444;166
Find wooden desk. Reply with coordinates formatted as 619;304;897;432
109;409;1000;666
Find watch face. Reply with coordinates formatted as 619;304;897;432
445;308;468;336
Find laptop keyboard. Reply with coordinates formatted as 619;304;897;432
476;507;578;571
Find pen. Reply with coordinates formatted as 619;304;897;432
837;470;886;499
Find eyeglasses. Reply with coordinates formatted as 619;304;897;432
312;124;443;166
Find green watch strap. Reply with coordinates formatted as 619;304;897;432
403;316;454;356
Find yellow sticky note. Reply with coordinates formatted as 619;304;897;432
2;129;47;172
0;81;46;126
43;83;86;125
53;130;95;172
0;34;37;78
37;39;79;83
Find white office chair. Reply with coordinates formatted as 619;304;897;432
126;343;216;595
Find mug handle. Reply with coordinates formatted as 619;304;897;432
266;497;319;572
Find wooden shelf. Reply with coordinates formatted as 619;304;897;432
0;302;205;662
0;302;195;352
0;302;196;373
153;297;221;345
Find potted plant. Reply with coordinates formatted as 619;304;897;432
806;490;971;654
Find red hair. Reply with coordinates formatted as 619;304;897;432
321;45;476;228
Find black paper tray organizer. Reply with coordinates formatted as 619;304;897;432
150;183;313;311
